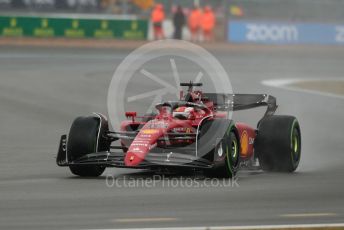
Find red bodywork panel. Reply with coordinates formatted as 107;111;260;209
123;106;210;166
120;90;258;167
235;122;256;159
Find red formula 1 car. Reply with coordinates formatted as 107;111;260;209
56;82;301;177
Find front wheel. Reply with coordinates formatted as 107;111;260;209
67;114;109;177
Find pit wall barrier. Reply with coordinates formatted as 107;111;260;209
0;15;148;40
228;20;344;45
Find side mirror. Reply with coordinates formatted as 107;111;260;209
125;111;137;121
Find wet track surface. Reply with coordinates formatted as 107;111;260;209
0;46;344;229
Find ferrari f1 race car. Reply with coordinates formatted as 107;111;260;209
56;82;301;178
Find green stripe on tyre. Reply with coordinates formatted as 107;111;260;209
225;123;236;177
290;119;300;165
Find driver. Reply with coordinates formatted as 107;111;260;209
173;106;195;120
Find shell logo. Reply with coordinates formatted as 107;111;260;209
240;130;249;156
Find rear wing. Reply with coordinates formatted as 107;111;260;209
203;93;277;117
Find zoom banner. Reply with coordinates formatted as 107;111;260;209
228;20;344;45
0;15;148;39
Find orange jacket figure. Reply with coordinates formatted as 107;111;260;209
188;7;202;42
151;3;165;39
201;6;215;41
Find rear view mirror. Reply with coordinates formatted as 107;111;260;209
125;111;137;121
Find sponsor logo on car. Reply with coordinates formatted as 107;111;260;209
142;129;159;134
138;134;152;138
146;122;168;129
132;143;149;147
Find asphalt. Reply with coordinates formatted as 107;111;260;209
291;80;344;96
0;45;344;229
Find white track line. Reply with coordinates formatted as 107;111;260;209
92;223;344;230
112;217;178;223
261;78;344;100
280;213;337;218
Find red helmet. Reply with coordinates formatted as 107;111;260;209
173;106;195;119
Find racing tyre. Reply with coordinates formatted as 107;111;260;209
67;114;109;177
203;122;240;178
255;115;301;172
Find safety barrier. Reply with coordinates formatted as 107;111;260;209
0;15;148;40
228;20;344;45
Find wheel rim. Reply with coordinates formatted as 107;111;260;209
231;139;238;160
293;134;298;153
227;137;239;166
291;127;300;162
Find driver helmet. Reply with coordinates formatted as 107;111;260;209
173;106;194;119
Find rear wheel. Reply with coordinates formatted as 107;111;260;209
67;114;109;177
255;115;301;172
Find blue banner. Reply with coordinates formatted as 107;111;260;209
228;20;344;45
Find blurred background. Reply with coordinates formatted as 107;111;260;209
1;0;344;43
